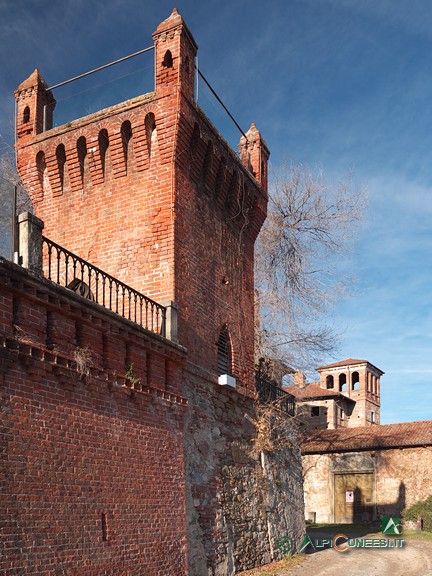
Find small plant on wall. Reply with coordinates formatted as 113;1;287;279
73;346;93;377
125;364;141;390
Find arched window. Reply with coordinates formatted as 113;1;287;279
326;375;334;389
121;121;133;172
98;129;109;178
163;50;173;68
145;113;156;160
77;136;87;188
339;373;347;392
23;106;30;124
351;371;360;390
200;140;213;185
190;123;200;161
215;157;226;196
36;150;47;194
217;325;232;376
56;144;66;191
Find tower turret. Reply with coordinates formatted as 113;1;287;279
15;69;55;141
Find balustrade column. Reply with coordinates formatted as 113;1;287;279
18;212;44;275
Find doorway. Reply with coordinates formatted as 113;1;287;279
334;472;374;523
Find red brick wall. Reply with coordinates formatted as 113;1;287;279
0;259;188;575
15;9;268;392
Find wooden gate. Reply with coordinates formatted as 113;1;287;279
334;473;374;523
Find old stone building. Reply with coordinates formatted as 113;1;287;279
293;359;432;525
302;421;432;524
285;358;383;431
1;9;304;576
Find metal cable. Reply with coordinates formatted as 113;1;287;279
47;46;155;91
194;65;249;142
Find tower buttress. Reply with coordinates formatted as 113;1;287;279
152;8;197;102
239;123;270;195
15;69;55;141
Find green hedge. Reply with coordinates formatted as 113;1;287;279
403;495;432;531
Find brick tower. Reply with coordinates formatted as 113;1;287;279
317;358;383;426
15;8;269;395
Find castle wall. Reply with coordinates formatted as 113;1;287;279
9;10;305;575
183;368;304;575
0;259;188;576
0;256;306;576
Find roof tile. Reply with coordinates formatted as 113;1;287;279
302;420;432;453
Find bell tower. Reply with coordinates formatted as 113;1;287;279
317;358;383;426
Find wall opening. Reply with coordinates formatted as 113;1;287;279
121;120;133;172
217;325;232;376
23;106;30;124
145;113;156;161
77;136;87;188
101;512;108;542
163;50;173;68
98;129;109;179
351;371;360;390
36;150;47;195
339;373;347;392
326;375;334;389
56;144;67;191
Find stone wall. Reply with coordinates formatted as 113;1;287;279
184;367;305;576
303;446;432;524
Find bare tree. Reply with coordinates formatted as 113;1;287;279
0;136;33;258
255;164;367;374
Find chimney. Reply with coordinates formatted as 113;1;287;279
293;370;307;388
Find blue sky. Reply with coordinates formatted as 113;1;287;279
1;0;432;424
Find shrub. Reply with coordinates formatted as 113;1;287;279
403;495;432;531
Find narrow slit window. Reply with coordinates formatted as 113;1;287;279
36;150;46;193
56;144;66;190
121;120;133;172
101;512;108;542
23;106;30;124
98;129;109;179
217;326;232;376
145;113;156;160
77;136;87;188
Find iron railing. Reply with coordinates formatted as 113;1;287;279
255;375;295;416
42;236;166;337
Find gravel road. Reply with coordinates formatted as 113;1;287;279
278;539;432;576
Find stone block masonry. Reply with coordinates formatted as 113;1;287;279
184;367;305;575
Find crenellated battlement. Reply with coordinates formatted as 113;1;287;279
15;7;269;393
